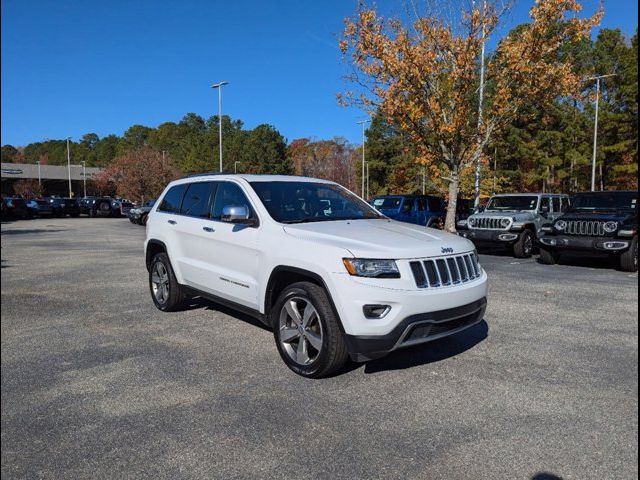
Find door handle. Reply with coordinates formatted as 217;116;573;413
168;219;177;225
202;226;215;233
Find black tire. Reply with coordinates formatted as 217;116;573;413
619;236;638;272
513;229;534;258
538;247;559;265
272;282;348;378
149;253;185;311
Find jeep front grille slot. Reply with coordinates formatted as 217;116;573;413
410;253;481;289
473;217;509;230
565;220;606;236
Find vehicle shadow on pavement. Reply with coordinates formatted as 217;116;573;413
531;473;563;480
536;253;619;270
182;296;271;332
0;228;68;235
361;320;489;374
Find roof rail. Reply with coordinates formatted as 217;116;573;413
186;172;234;178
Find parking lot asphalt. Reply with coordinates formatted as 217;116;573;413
1;217;638;480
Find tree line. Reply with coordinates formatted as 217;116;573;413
1;15;637;208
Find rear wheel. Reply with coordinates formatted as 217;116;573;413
539;247;559;265
149;253;185;311
272;282;348;378
619;236;638;272
513;230;534;258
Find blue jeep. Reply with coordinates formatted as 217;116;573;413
371;195;445;228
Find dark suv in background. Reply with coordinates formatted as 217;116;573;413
79;197;117;217
46;197;80;217
371;194;445;228
539;190;638;272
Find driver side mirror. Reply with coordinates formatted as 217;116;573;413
221;205;257;226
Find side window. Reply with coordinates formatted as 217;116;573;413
427;196;441;212
211;182;254;220
540;197;551;212
417;198;427;212
180;182;215;218
561;197;569;212
158;184;187;214
401;198;415;213
552;197;561;213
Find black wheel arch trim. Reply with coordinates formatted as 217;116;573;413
265;266;346;333
145;239;169;271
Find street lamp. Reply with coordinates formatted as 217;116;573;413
211;81;229;172
36;160;41;186
365;161;370;199
234;161;241;174
588;74;616;192
81;161;87;198
66;137;72;197
356;119;371;198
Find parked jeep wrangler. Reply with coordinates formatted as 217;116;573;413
538;190;638;272
458;193;570;258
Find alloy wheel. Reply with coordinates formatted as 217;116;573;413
278;297;323;366
524;234;533;255
151;261;170;304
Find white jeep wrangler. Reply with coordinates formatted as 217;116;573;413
145;174;488;377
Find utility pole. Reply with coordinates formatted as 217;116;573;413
473;0;486;209
66;137;72;197
588;74;616;191
81;161;87;198
422;168;426;195
211;81;229;172
365;162;370;199
36;160;41;186
356;119;370;198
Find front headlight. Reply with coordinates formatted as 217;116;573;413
555;220;567;231
469;218;477;227
501;218;511;228
342;258;400;278
603;221;618;233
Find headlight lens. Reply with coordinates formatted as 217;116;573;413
555;220;567;231
342;258;400;278
603;221;618;233
501;218;511;228
469;218;477;227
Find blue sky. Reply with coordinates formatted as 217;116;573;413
1;0;637;147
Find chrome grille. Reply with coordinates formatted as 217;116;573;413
410;253;481;289
565;221;606;236
471;217;509;230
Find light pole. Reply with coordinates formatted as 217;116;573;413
36;160;41;186
473;0;487;209
211;81;229;172
81;161;87;198
356;119;370;198
422;168;426;195
365;161;370;199
588;74;616;191
234;161;241;174
66;137;72;197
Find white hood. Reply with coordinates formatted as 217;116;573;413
283;219;474;259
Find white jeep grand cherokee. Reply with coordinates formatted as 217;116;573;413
145;174;488;378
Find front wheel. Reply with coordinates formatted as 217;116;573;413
513;230;534;258
272;282;348;378
149;253;185;311
619;236;638;272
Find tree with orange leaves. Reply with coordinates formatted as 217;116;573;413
340;0;602;231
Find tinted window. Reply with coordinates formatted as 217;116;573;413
401;198;415;213
211;182;254;220
552;197;561;213
416;198;427;211
158;184;187;213
540;197;551;211
372;197;402;209
486;196;539;211
570;192;637;212
250;181;381;224
180;182;215;218
427;196;441;211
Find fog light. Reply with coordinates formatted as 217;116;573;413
498;233;518;241
600;241;628;251
363;304;391;319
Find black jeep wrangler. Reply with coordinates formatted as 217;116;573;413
538;190;638;272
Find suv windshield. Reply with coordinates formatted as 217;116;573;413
250;181;383;224
569;192;637;212
486;196;538;211
371;197;402;209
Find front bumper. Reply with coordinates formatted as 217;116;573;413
344;298;487;362
459;229;519;243
538;235;631;253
